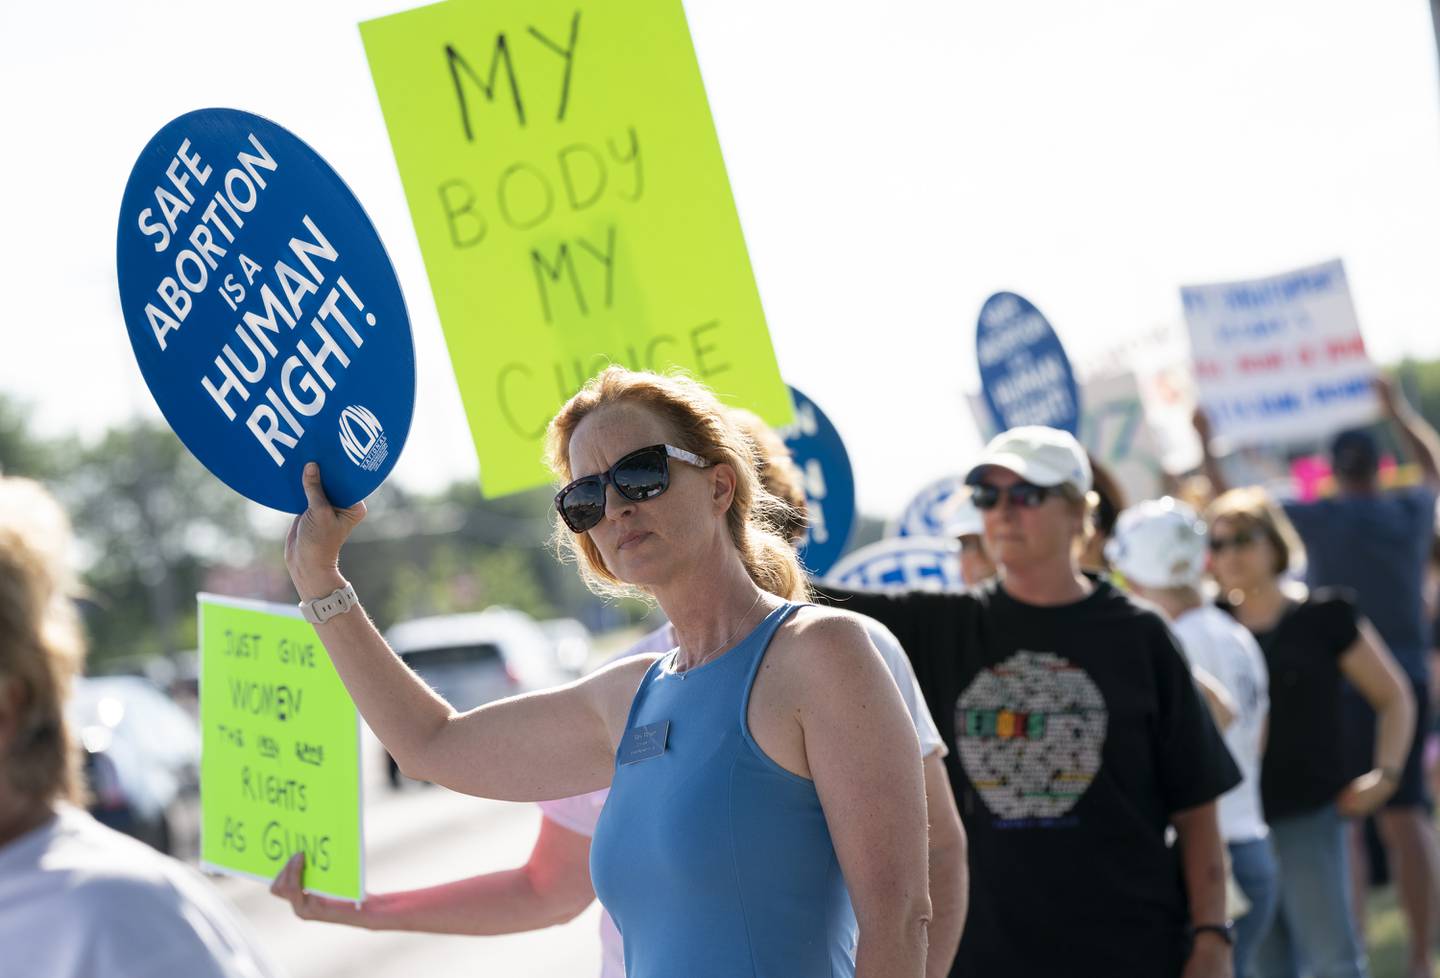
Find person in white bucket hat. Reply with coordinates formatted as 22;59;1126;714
818;426;1241;978
1108;498;1275;978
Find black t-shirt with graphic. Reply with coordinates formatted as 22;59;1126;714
1216;589;1364;820
816;577;1240;978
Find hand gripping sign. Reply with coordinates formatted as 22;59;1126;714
778;386;856;578
117;109;415;512
976;291;1081;436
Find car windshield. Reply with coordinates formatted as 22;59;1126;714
401;643;502;671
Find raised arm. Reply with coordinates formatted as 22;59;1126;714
1191;407;1231;496
271;815;596;933
796;613;932;978
1377;374;1440;487
285;462;639;801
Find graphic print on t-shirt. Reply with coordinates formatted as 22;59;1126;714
956;650;1109;824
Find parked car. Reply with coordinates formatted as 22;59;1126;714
538;617;595;675
69;676;202;858
382;607;567;788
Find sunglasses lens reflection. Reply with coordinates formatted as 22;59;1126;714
613;449;669;501
560;480;606;532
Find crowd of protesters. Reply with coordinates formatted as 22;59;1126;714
7;364;1440;978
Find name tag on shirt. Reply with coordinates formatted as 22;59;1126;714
619;720;670;765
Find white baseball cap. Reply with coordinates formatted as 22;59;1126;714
965;426;1092;495
1105;497;1208;588
941;494;985;538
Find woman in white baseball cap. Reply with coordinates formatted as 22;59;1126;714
818;425;1241;978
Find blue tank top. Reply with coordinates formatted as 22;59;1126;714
590;602;856;978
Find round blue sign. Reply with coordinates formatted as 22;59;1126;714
116;108;415;512
778;386;856;577
975;292;1080;435
823;536;964;593
885;474;969;539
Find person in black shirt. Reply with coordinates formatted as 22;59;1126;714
819;426;1241;978
1207;486;1414;978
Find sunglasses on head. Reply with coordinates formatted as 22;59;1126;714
1208;530;1258;553
969;481;1054;510
555;443;711;533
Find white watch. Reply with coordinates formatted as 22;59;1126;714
300;582;358;624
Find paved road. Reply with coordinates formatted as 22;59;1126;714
213;764;602;978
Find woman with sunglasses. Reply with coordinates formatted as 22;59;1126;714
270;407;968;978
1206;487;1414;978
283;367;932;978
817;425;1242;978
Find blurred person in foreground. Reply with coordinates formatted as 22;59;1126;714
282;367;932;978
817;425;1242;978
1198;376;1440;978
0;476;280;978
1207;486;1414;978
1107;498;1274;978
272;407;969;978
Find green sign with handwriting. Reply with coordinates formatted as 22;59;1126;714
360;0;792;495
198;594;362;900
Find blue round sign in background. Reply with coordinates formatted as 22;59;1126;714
117;108;414;512
779;385;855;578
824;536;964;593
885;474;969;539
975;291;1080;435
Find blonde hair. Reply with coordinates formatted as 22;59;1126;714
0;477;85;806
727;408;809;545
546;368;809;602
1205;486;1304;576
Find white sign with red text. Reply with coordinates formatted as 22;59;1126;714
1180;259;1378;447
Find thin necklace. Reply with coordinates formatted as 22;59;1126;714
675;590;766;680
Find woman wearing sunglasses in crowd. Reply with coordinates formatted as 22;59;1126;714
271;407;969;978
1206;487;1414;978
282;367;932;978
816;425;1242;978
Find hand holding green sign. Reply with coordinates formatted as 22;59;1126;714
199;594;363;901
360;0;791;495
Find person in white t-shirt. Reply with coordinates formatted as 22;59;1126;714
272;410;968;978
1107;496;1274;978
0;476;281;978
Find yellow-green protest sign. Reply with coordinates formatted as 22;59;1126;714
360;0;792;495
198;594;363;901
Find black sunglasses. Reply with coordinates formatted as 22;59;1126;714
970;481;1053;510
1208;530;1258;553
555;443;711;533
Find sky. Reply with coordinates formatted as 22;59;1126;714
3;0;1439;518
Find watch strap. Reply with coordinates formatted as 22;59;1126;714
1189;922;1235;946
300;583;357;624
